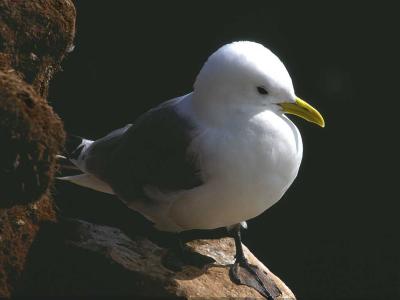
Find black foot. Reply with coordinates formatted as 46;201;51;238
230;258;279;300
228;223;280;299
162;243;215;272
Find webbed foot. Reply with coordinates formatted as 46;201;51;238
229;223;280;299
230;256;279;300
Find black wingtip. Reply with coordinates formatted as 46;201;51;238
65;134;84;159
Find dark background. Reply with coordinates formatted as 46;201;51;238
51;2;399;299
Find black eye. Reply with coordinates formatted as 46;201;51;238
257;86;268;95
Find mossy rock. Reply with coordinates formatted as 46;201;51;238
0;72;65;207
0;0;76;97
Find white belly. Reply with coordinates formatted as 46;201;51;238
167;110;303;231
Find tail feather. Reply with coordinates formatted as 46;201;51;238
63;134;93;170
65;134;85;158
58;174;114;194
57;134;114;195
56;155;80;171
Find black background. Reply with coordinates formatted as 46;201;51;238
51;2;399;299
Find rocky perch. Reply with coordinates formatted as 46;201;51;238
15;219;295;299
0;1;296;298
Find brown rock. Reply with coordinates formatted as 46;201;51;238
17;219;296;299
0;72;65;207
177;239;295;299
0;0;76;297
0;0;76;97
0;195;56;297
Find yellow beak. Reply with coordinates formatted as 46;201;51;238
280;97;325;127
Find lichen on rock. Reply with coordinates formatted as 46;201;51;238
0;195;56;297
0;0;76;97
0;72;65;207
0;0;76;297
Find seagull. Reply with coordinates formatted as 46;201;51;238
59;41;324;299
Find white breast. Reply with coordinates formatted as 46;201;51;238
168;109;303;231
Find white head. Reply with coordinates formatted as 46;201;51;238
192;41;324;127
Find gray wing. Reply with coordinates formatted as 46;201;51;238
81;124;133;174
84;98;203;201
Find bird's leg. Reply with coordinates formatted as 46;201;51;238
229;224;276;300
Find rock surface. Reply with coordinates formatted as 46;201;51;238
0;0;75;296
0;72;65;207
0;196;56;297
0;0;76;97
16;219;295;299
